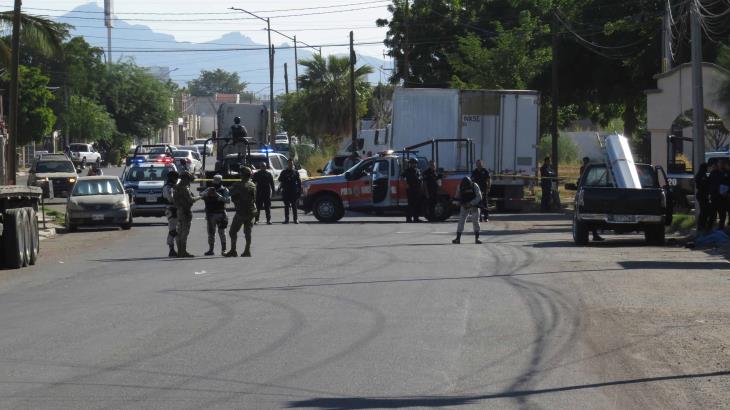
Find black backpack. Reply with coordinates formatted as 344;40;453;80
460;182;476;204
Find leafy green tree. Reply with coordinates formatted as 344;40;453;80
718;45;730;112
188;68;248;96
1;65;55;145
294;54;373;144
100;61;174;142
367;83;395;128
0;11;66;67
61;95;116;144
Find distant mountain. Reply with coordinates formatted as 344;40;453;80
56;2;391;93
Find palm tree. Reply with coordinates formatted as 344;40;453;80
0;11;66;67
298;54;373;138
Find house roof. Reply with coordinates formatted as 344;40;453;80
653;62;730;80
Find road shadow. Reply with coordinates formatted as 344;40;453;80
618;261;729;270
532;239;652;248
92;256;221;262
285;370;730;409
488;213;571;222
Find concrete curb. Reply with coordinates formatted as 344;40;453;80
39;228;56;240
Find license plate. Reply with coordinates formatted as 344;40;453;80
145;195;159;202
92;214;104;221
610;215;635;223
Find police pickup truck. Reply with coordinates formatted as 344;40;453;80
566;163;673;245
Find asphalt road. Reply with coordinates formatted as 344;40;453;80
0;207;728;409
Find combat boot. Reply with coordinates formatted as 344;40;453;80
168;247;177;258
204;248;215;256
223;249;238;257
452;232;461;244
475;233;482;244
241;239;251;257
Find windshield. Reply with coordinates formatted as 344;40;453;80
72;179;123;196
149;147;167;154
35;161;75;173
193;139;208;145
172;151;191;158
636;165;659;188
125;167;169;182
69;144;89;152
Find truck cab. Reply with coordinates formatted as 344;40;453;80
301;152;461;222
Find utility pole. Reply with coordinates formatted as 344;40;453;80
104;0;113;67
350;31;357;155
690;0;704;171
294;35;299;91
662;0;673;72
403;0;410;86
269;43;275;144
7;0;22;185
551;13;559;179
284;63;289;94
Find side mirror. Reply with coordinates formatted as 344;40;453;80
344;171;353;180
565;183;578;191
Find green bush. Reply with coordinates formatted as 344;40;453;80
537;134;581;164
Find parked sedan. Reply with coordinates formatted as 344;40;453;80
65;176;133;231
172;150;202;176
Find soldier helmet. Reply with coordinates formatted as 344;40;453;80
212;174;223;183
240;166;252;177
234;116;241;124
166;170;180;183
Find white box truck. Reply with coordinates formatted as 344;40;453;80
216;103;269;163
391;88;540;210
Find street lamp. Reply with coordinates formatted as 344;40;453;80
229;6;275;144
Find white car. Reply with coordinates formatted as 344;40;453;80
172;150;203;176
69;143;102;165
221;152;308;198
193;139;214;156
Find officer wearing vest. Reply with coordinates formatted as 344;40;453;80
229;117;248;142
225;167;257;257
453;176;483;244
401;158;423;223
278;159;302;224
162;170;180;257
252;162;275;224
471;160;491;222
422;160;442;219
173;171;199;258
203;174;230;256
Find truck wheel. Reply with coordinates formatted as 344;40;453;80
19;210;31;267
426;197;452;222
312;195;343;222
644;225;665;245
25;208;39;265
121;213;133;230
572;215;589;245
65;214;77;232
2;209;26;269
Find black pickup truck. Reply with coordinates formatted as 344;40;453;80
567;163;673;245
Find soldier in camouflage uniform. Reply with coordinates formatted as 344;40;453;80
224;166;257;257
173;171;198;258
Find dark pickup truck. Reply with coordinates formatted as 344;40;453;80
567;163;673;245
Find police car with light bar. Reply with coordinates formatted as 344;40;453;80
122;162;179;217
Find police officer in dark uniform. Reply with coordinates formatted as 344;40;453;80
471;159;491;222
540;157;555;212
402;158;423;223
278;159;302;224
422;160;442;220
229;116;248;142
252;162;275;224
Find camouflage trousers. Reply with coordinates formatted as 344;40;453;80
229;213;253;251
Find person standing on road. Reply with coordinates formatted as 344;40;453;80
695;162;712;232
162;170;180;257
402;158;423;223
225;167;257;257
173;171;198;258
709;159;726;230
579;157;604;241
471;160;491;222
540;157;555;212
252;162;275;225
452;177;483;244
422;160;442;220
202;174;230;256
279;159;302;224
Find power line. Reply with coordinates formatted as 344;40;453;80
50;24;383;33
1;1;390;16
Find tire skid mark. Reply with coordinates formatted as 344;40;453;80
196;289;388;409
7;292;236;404
122;293;311;407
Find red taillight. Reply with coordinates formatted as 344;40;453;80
186;159;192;164
159;157;173;164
